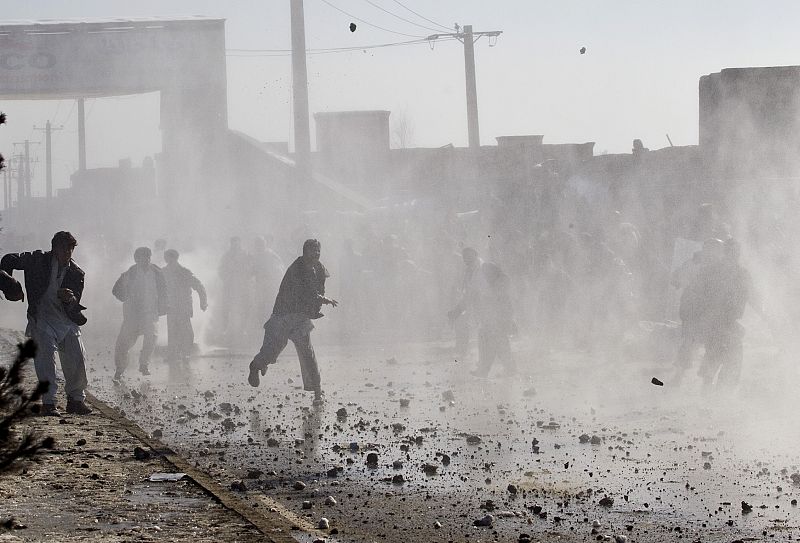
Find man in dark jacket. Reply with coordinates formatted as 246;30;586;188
447;247;483;355
248;239;337;403
112;247;168;379
163;249;207;363
696;238;750;388
1;231;92;415
672;239;723;385
472;262;517;378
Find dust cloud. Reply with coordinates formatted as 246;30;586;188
1;12;800;543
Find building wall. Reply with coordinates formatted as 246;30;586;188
314;111;391;196
700;66;800;179
0;18;230;232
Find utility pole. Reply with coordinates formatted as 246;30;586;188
290;0;311;184
427;26;502;149
11;141;40;200
463;25;479;149
11;153;24;204
77;98;86;171
34;120;64;199
24;140;30;198
3;168;8;209
12;142;29;199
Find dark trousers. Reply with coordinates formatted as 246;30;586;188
699;322;744;387
254;313;320;392
476;326;514;376
453;312;471;354
674;322;701;369
167;312;194;361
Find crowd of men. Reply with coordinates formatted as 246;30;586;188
0;186;767;414
0;231;337;414
288;192;759;389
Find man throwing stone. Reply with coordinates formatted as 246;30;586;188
248;239;337;404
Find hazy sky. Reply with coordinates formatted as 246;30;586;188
2;1;800;195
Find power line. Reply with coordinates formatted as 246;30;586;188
361;0;444;33
223;47;289;53
60;101;77;127
310;38;456;54
51;101;62;126
227;51;292;57
85;99;96;122
227;36;456;57
318;0;425;38
390;0;453;32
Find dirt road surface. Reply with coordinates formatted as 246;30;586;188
0;330;321;543
79;329;800;543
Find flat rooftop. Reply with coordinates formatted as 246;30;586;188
0;16;223;34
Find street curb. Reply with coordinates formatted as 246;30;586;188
85;392;320;543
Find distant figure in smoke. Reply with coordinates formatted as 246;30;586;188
672;239;724;384
447;247;483;355
249;236;284;324
1;231;92;415
162;249;208;364
153;238;168;267
112;247;168;379
631;138;649;158
687;203;729;242
248;239;338;404
213;236;251;347
338;239;363;342
695;238;751;389
472;261;517;378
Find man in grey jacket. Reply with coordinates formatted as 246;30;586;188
112;247;167;379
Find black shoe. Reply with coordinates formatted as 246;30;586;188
40;403;61;417
66;399;93;415
139;366;151;376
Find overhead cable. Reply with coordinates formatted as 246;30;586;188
390;0;453;32
318;0;425;38
227;36;456;57
361;0;444;33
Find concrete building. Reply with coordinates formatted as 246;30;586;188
700;66;800;179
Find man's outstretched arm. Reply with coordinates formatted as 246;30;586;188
190;273;208;311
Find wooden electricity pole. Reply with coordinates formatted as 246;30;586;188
290;0;311;183
427;26;502;149
34;120;64;199
77;98;86;172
